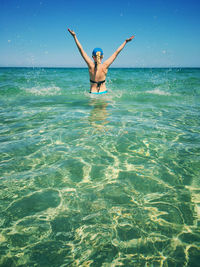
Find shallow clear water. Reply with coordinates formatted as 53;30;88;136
0;67;200;266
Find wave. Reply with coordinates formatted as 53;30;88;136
24;86;61;96
146;88;171;96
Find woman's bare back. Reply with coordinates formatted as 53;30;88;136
89;63;108;93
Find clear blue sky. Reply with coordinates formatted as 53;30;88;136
0;0;200;67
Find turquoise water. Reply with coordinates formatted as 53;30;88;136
0;67;200;266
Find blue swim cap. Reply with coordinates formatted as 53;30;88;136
92;48;103;56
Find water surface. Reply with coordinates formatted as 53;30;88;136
0;67;200;266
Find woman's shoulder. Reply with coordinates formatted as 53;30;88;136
88;62;95;70
101;64;108;74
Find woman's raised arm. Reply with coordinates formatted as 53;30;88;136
103;35;134;69
68;28;93;68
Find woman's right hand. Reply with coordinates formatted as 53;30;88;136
126;35;135;43
68;28;76;37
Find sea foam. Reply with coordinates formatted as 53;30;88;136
146;87;171;96
25;86;61;96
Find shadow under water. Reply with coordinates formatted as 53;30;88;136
88;97;110;132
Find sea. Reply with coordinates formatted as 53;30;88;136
0;67;200;266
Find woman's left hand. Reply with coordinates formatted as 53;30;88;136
126;35;135;42
68;28;76;37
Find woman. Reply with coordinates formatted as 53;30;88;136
68;28;134;94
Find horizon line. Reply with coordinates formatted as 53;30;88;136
1;66;200;69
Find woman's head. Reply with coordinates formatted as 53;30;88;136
92;48;103;64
